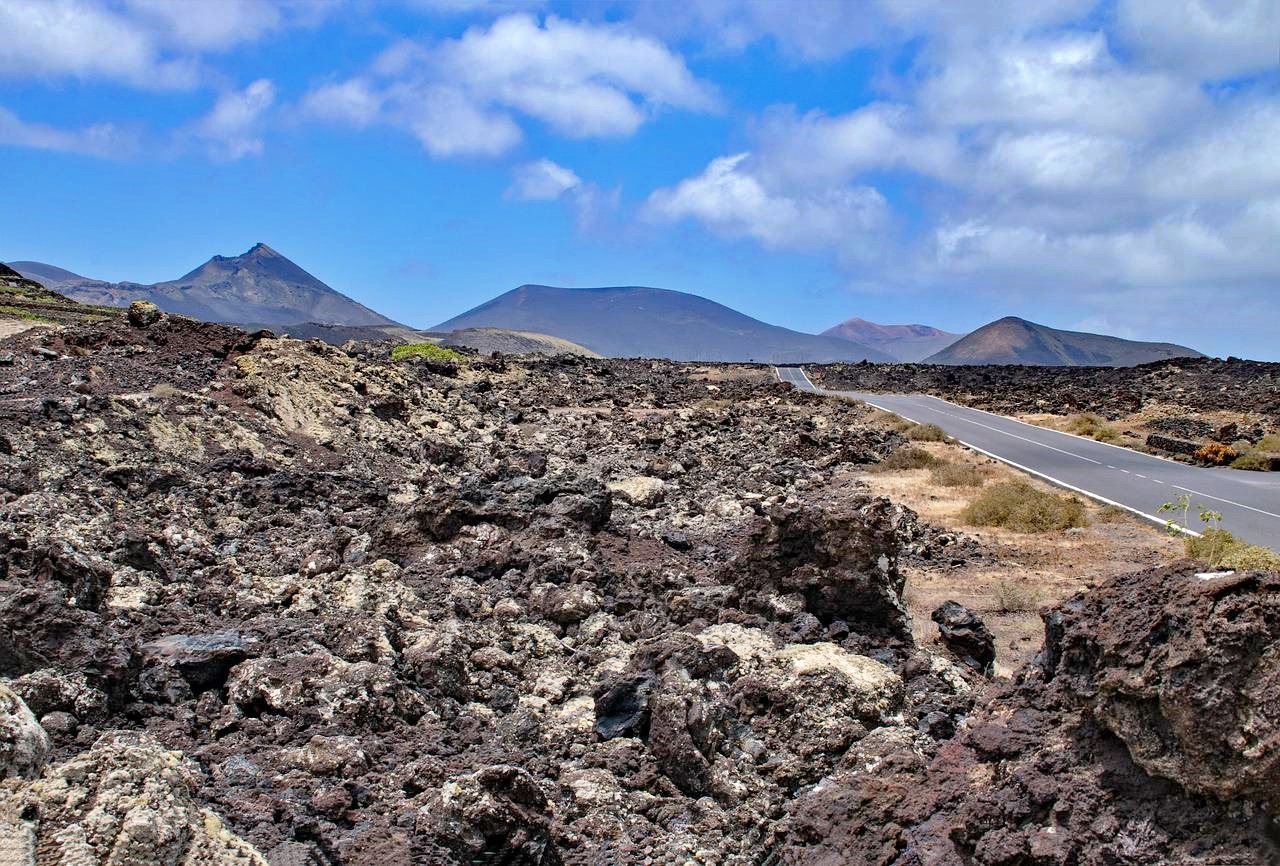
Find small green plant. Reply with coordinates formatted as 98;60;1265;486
873;446;940;472
907;423;951;443
929;462;985;487
1159;493;1280;570
961;480;1088;532
390;343;465;363
992;579;1043;613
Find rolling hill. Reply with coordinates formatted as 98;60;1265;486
924;316;1204;366
822;316;963;362
9;244;400;328
434;285;892;363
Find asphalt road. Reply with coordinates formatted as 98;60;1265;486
776;366;1280;549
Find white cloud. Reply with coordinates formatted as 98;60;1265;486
645;152;888;254
301;13;718;157
189;79;277;160
1115;0;1279;80
641;1;1278;349
509;158;582;200
507;158;617;230
0;0;196;88
0;105;137;157
0;0;342;88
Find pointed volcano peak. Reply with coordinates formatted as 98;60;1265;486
245;242;281;258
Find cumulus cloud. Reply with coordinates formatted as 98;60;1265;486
645;152;888;256
1114;0;1279;80
0;0;196;88
508;158;583;201
507;158;617;230
301;14;718;157
0;105;137;158
645;2;1279;345
188;79;277;160
0;0;340;88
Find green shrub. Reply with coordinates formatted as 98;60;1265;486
961;480;1088;532
1230;453;1272;472
992;579;1043;613
907;422;951;443
1256;432;1280;452
1185;528;1280;571
390;343;465;363
873;446;940;472
929;462;985;487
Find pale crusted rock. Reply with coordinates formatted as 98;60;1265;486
607;475;667;507
0;684;48;781
0;731;266;865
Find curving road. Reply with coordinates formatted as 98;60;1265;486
776;366;1280;549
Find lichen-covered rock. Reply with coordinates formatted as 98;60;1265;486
0;684;48;780
0;731;267;865
127;300;163;327
607;475;666;507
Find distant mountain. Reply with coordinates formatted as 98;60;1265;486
261;321;596;356
924;316;1204;366
822;316;963;362
434;285;893;363
9;243;400;328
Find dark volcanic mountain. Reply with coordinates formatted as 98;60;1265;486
822;316;963;362
9;244;399;328
924;316;1204;366
434;284;892;363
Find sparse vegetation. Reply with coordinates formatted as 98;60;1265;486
992;579;1044;613
962;480;1088;532
390;343;465;363
873;446;940;472
1096;505;1131;523
1195;442;1239;465
0;305;48;322
1184;529;1280;571
907;422;951;443
1062;412;1121;442
1255;433;1280;452
1230;453;1272;472
868;409;915;433
929;462;985;487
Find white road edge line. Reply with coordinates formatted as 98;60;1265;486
774;367;1201;539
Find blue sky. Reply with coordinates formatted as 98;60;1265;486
1;0;1277;359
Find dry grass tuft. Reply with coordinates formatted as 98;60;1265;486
873;446;941;472
1184;528;1280;571
992;578;1044;613
929;462;985;487
907;422;951;443
962;480;1088;533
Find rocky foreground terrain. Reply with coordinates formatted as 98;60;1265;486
0;307;1276;864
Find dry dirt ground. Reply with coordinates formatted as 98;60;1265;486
853;438;1183;675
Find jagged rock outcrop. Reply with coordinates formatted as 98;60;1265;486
0;731;266;865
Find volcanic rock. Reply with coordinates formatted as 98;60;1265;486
931;599;996;674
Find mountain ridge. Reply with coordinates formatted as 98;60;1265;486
924;316;1204;366
822;316;963;362
435;284;893;363
9;244;400;329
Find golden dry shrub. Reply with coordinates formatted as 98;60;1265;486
1194;442;1239;465
961;480;1088;532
